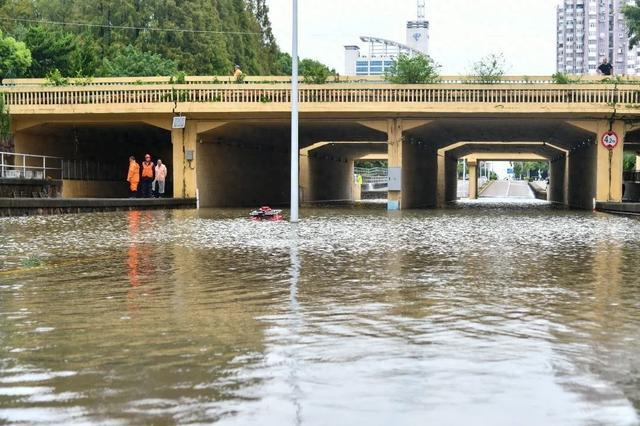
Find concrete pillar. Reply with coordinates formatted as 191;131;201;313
437;153;459;206
468;161;478;199
444;154;459;203
595;121;625;203
299;150;311;202
436;153;445;207
549;156;567;204
387;119;403;210
352;175;362;201
171;121;197;198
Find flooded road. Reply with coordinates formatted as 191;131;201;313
0;202;639;425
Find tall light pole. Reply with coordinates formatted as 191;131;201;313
290;0;300;223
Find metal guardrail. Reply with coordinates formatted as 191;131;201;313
61;159;123;181
623;171;640;182
0;151;62;180
0;153;125;181
354;167;388;185
4;83;639;107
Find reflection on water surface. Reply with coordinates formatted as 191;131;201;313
0;202;639;425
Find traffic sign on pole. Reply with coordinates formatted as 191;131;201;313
601;131;619;150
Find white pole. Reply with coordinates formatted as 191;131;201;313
290;0;300;223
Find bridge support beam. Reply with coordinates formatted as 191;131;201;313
387;119;403;210
387;119;437;210
595;121;625;203
568;120;625;206
172;121;198;199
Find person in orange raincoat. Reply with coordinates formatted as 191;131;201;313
127;156;140;198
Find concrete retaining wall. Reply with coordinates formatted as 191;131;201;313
528;181;548;201
0;178;62;198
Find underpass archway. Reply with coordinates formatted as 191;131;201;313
13;122;172;198
196;120;387;207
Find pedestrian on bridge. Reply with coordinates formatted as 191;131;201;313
140;154;155;198
154;159;167;198
597;58;613;76
233;64;243;83
127;156;140;198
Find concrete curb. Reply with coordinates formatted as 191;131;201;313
528;182;548;201
596;202;640;216
0;198;197;217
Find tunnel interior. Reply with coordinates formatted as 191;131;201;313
14;123;172;198
403;118;597;209
196;120;387;207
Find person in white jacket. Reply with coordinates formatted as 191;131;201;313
153;159;168;198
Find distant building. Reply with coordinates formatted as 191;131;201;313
556;0;640;75
345;1;429;76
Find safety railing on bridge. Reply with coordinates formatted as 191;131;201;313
4;75;640;87
0;151;63;180
5;83;640;107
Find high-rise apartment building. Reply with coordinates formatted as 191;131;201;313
557;0;639;75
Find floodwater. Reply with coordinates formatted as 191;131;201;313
0;201;639;425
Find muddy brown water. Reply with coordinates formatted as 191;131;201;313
0;201;639;425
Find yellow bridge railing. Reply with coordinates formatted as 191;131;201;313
4;83;640;107
4;74;640;86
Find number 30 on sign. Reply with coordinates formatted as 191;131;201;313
601;131;619;150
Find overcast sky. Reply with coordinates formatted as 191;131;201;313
266;0;560;75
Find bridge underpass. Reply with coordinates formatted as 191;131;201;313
397;118;619;210
8;116;625;211
6;80;635;211
300;141;387;203
439;146;560;202
195;120;387;207
12;122;173;198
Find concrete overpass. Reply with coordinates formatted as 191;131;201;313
4;76;640;209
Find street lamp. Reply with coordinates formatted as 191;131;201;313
290;0;299;223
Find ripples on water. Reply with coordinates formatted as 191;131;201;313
0;201;639;425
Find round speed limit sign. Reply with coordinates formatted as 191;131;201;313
601;131;619;150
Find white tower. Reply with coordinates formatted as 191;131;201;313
406;0;429;55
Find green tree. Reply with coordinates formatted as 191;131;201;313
98;45;178;77
623;1;640;47
470;53;506;84
250;0;280;74
274;52;292;75
0;93;12;151
385;54;440;84
22;26;79;77
0;30;32;78
513;161;549;180
0;0;277;75
552;72;581;84
300;58;335;84
0;0;326;77
624;152;637;171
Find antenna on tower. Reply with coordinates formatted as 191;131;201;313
417;0;426;20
